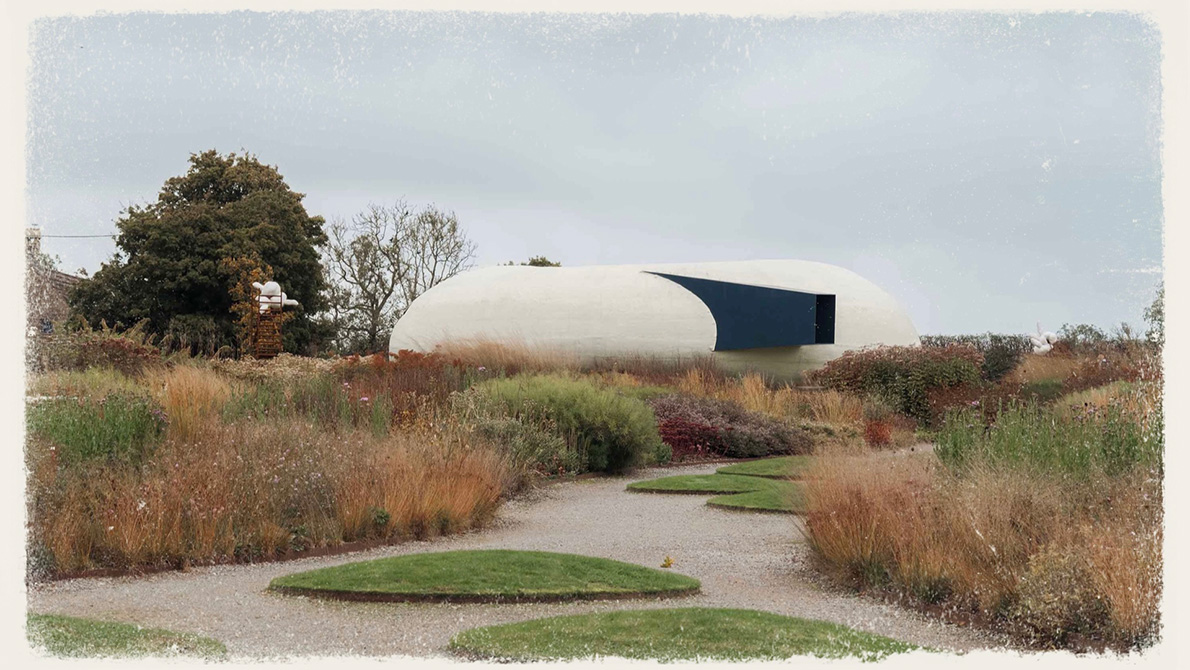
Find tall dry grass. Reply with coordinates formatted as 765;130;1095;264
26;415;509;574
149;365;233;440
803;452;1162;648
430;339;733;387
675;370;863;426
432;339;580;375
1004;354;1084;386
584;352;725;385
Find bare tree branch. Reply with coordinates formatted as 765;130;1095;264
320;201;475;353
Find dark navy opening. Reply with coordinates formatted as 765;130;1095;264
814;294;836;344
647;272;836;351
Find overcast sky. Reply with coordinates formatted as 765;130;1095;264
25;10;1163;335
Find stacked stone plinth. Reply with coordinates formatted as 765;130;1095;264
254;309;283;359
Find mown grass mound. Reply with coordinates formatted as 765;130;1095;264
716;455;813;479
708;486;805;514
627;473;804;513
449;607;920;661
27;614;227;659
627;473;775;495
269;549;699;602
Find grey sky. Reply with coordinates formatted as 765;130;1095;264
25;11;1163;335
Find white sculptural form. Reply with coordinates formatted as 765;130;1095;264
251;280;300;313
1029;323;1059;354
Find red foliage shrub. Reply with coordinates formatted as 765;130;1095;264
648;393;812;458
806;345;983;425
657;418;722;461
36;323;162;375
864;420;893;447
1063;355;1142;395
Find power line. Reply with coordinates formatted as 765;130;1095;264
37;234;116;239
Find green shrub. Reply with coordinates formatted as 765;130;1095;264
474;375;665;473
935;402;1160;477
27;395;167;466
1057;323;1109;351
475;416;579;474
452;387;584;484
920;333;1033;382
806;345;983;425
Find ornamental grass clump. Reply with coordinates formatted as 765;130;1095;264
474;374;666;473
451;387;581;486
27;367;147;401
154;365;232;440
334;350;474;404
675;370;864;427
433;339;581;376
222;372;396;435
582;352;726;386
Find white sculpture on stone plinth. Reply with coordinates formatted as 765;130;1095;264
251;281;300;313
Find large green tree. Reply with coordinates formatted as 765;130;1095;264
70;150;330;353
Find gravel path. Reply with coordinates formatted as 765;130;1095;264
27;462;1002;659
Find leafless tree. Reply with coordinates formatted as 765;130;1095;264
397;205;478;311
322;201;476;354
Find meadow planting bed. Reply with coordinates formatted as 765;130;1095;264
25;327;1163;654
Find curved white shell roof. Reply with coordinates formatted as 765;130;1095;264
389;259;919;378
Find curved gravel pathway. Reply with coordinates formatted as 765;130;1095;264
27;463;1003;659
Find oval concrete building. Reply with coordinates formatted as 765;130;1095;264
388;260;919;379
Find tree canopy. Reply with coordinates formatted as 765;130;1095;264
69;150;330;353
504;256;561;267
